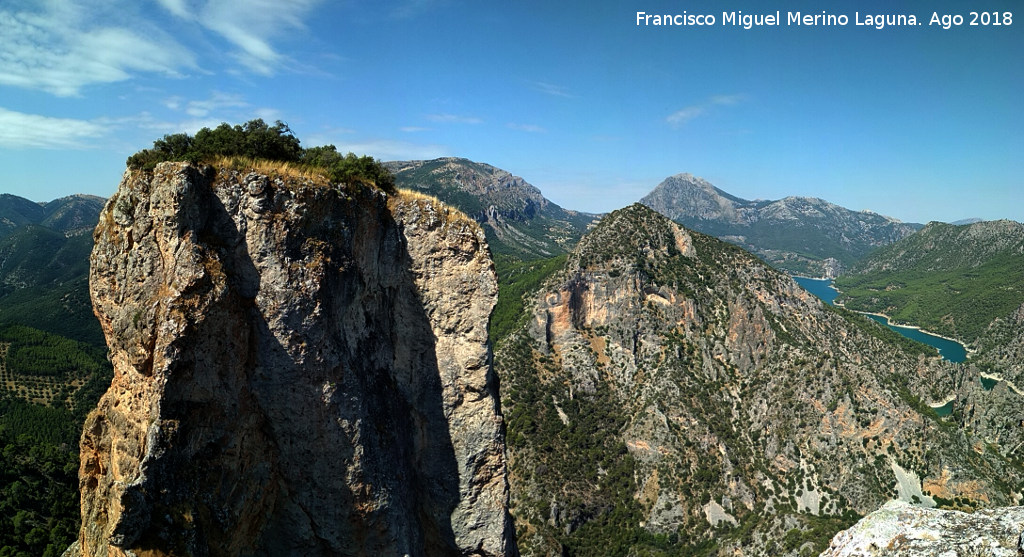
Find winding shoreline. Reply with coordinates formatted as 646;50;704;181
793;276;972;359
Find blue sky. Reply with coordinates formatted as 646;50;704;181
1;0;1020;223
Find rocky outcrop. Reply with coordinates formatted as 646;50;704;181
75;162;515;556
821;500;1024;556
498;204;1022;556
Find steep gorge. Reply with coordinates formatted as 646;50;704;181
70;162;516;556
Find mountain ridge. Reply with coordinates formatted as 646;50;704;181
386;157;597;262
0;194;106;346
640;174;921;276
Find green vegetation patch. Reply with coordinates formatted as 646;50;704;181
0;325;112;411
491;255;567;343
126;119;395;192
0;325;112;557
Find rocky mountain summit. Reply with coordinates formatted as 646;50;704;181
639;174;920;276
386;158;596;261
496;204;1021;556
821;500;1024;556
68;162;516;556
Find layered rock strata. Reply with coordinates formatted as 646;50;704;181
73;163;515;556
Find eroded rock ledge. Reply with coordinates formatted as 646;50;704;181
73;162;516;556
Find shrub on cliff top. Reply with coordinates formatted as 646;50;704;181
127;119;394;192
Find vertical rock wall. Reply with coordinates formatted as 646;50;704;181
76;162;515;556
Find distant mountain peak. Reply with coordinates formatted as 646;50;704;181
640;174;921;276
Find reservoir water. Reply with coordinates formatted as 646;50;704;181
930;399;954;417
794;277;968;363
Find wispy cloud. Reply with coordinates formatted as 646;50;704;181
131;113;228;135
710;94;745;105
666;106;706;127
426;113;483;125
529;81;576;99
0;0;325;96
0;107;105;148
667;94;747;128
508;123;546;133
400;126;431;132
151;92;288;134
156;0;189;18
161;0;323;75
0;1;195;96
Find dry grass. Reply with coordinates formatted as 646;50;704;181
210;156;333;186
393;188;477;227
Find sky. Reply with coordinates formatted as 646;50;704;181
0;0;1021;224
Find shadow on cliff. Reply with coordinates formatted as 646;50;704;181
120;173;464;557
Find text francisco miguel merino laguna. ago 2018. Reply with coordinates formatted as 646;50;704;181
636;10;1013;30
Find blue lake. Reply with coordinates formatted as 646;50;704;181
930;399;954;417
794;276;968;363
980;374;1000;391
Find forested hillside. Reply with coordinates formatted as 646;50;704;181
0;326;112;557
835;220;1024;343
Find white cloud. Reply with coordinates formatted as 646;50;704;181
0;0;323;96
163;0;323;75
666;94;746;128
138;117;228;135
666;106;706;127
710;94;745;106
0;107;105;148
151;92;287;133
156;0;192;19
390;0;449;19
254;107;285;122
529;81;576;99
107;110;229;136
400;126;430;133
508;123;546;133
0;2;195;96
426;113;483;124
164;96;184;110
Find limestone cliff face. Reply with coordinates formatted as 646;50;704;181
76;162;515;556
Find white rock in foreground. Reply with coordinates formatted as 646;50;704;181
820;500;1024;557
